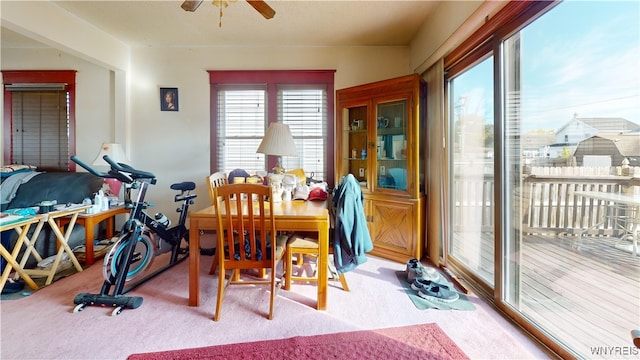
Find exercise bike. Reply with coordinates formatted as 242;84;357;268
70;155;196;315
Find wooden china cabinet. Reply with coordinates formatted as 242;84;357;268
335;74;425;262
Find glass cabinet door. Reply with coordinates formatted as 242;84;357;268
342;105;368;188
375;100;407;191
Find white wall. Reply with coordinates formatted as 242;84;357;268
127;46;410;215
1;1;129;71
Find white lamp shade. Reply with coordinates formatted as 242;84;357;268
92;143;128;166
256;123;298;157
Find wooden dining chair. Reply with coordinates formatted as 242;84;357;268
284;232;349;292
206;171;228;204
205;172;228;271
211;183;288;321
284;193;349;293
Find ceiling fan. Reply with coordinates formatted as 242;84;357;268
181;0;276;22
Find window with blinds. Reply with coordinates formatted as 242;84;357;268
210;70;335;184
11;90;70;170
216;87;267;173
215;84;328;181
279;86;327;181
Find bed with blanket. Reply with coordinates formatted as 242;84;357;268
1;165;103;268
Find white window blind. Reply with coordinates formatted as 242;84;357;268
278;86;327;181
11;90;69;170
210;70;333;183
216;88;266;174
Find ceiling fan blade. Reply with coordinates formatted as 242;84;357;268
181;0;204;12
246;0;275;19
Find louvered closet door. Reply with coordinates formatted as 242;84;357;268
11;90;69;170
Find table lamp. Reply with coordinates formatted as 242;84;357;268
92;143;129;198
256;122;298;175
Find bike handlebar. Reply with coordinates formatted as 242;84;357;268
71;155;156;184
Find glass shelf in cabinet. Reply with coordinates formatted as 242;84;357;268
377;128;404;135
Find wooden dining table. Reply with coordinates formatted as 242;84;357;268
188;199;330;310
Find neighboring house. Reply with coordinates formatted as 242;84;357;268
534;115;640;162
521;132;556;159
555;114;640;145
572;134;640;167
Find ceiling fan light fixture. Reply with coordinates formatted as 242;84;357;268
180;0;275;27
181;0;204;12
213;0;235;9
214;0;236;27
247;0;275;19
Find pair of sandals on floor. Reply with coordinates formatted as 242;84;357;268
405;258;459;303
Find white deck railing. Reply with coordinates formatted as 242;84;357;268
452;166;639;236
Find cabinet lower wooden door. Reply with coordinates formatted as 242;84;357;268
366;197;422;262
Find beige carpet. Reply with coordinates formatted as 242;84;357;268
0;254;547;359
1;242;115;300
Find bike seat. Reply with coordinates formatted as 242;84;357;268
171;181;196;191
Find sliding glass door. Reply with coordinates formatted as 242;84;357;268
448;56;495;286
445;1;640;357
502;2;640;357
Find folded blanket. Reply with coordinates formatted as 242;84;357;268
0;171;41;205
0;164;36;176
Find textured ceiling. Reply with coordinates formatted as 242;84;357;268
2;1;440;48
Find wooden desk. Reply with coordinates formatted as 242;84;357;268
189;200;329;310
0;215;43;292
57;206;129;265
575;191;639;256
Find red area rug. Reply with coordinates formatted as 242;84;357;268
127;323;467;360
128;324;468;360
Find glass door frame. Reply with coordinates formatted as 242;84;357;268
440;2;580;359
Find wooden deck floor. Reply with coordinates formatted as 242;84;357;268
519;234;639;357
452;232;639;358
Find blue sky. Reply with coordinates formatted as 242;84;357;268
453;1;640;133
521;0;640;131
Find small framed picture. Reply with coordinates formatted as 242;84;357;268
160;87;179;111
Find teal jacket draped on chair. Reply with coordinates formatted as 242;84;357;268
333;174;373;274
